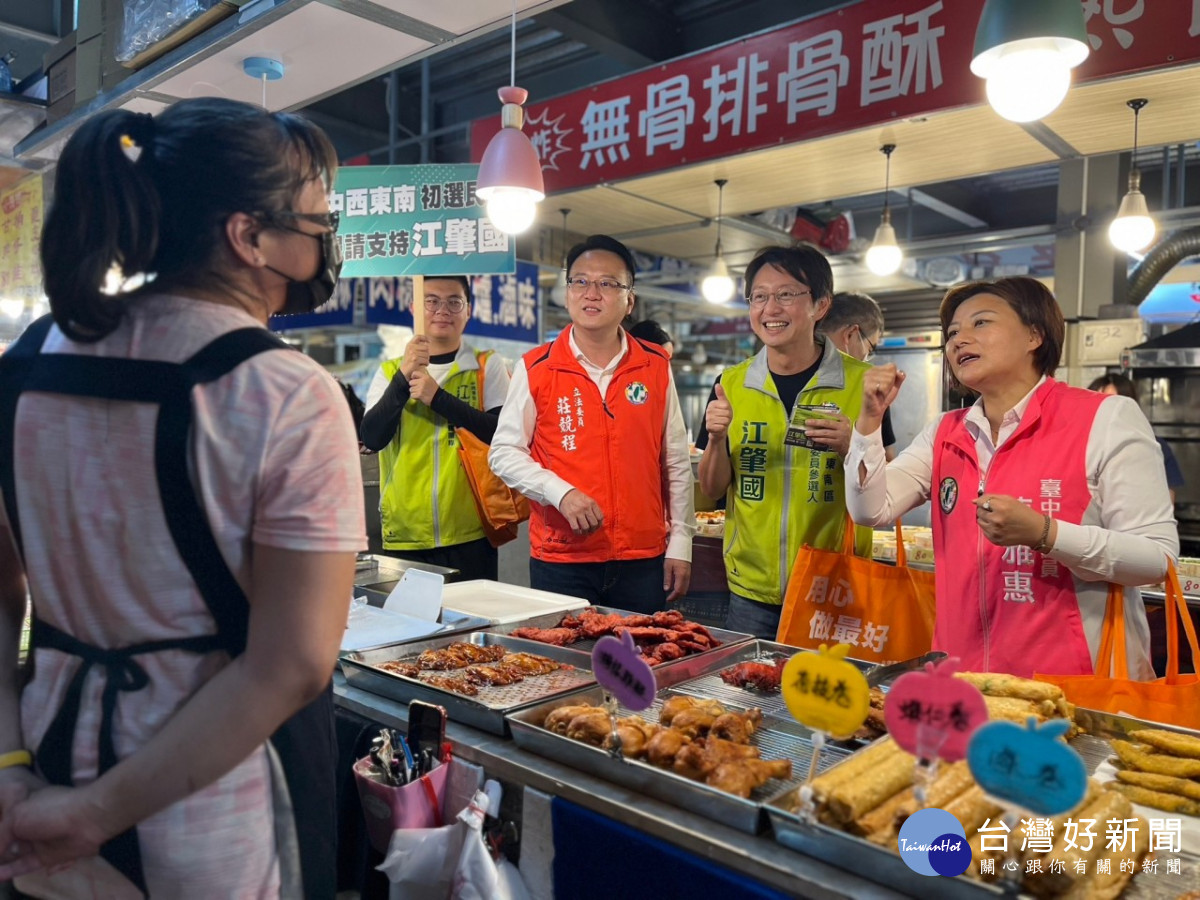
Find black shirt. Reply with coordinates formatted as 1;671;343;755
695;357;822;451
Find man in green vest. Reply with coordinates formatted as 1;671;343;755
696;245;872;639
361;276;511;580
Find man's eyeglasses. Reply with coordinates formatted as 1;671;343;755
262;210;340;232
566;276;631;297
424;296;467;313
747;288;811;308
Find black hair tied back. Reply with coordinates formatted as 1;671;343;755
121;112;156;162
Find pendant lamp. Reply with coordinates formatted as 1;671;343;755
1109;99;1156;255
865;144;903;277
475;1;545;235
701;179;736;304
970;0;1089;123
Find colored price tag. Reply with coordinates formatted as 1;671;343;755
780;644;870;739
591;631;656;711
884;657;988;763
966;718;1087;817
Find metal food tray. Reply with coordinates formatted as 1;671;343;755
340;632;597;735
506;640;858;834
488;604;754;670
764;710;1200;900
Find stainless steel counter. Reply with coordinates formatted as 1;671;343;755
333;672;906;900
1140;587;1200;611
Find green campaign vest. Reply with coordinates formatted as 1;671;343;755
719;340;872;606
377;346;488;550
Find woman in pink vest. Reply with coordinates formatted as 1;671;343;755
845;277;1177;679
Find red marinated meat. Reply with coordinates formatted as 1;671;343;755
510;626;581;645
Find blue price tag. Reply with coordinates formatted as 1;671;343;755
591;631;656;711
966;718;1087;816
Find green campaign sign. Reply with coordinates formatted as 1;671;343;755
331;164;516;278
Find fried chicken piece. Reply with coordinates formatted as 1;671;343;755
602;716;660;758
651;609;686;627
706;758;793;798
614;626;683;645
544;704;607;735
461;664;521;686
676;639;714;655
670;708;720;738
420;674;478;696
645;642;686;664
645;728;692;767
577;611;625;638
719;658;787;692
565;710;613;746
500;652;566;675
658;695;726;726
709;708;763;744
509;626;581;646
673;736;760;780
416;642;506;670
377;660;420;678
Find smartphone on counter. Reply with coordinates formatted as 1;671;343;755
408;700;447;761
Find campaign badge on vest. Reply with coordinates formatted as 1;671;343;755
939;477;958;514
625;382;648;405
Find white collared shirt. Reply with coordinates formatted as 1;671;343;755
489;327;695;562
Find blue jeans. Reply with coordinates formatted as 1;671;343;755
529;556;667;614
724;592;782;640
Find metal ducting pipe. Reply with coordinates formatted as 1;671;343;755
1128;225;1200;305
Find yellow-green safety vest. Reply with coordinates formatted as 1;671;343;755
719;340;872;605
378;346;489;550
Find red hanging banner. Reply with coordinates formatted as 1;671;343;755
470;1;1200;194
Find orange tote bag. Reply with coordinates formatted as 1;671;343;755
1036;562;1200;730
775;519;936;664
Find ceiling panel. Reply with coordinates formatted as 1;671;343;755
1042;66;1200;157
154;5;430;109
370;0;561;35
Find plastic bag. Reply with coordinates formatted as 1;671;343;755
117;0;221;62
377;780;530;900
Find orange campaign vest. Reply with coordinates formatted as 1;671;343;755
523;328;671;563
931;379;1106;677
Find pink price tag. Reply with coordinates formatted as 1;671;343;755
884;657;988;762
591;631;656;711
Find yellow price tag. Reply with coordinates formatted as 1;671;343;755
780;644;870;739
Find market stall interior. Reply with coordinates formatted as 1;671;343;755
2;1;1200;899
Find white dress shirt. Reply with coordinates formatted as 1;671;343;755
489;327;695;562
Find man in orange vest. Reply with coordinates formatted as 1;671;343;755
490;235;694;612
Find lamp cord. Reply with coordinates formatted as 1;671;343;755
510;0;516;87
715;184;724;257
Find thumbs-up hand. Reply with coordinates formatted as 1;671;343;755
705;383;733;440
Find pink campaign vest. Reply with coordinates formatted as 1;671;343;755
931;380;1106;677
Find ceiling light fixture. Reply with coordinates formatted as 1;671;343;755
475;0;545;235
701;178;736;304
1109;98;1156;255
865;144;903;277
970;0;1089;123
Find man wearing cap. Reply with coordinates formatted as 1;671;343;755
490;235;694;611
361;275;510;580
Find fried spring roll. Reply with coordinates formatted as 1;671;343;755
857;760;973;841
1115;768;1200;801
808;738;904;806
955;672;1065;703
826;743;915;825
1023;789;1132;898
1129;728;1200;760
1058;814;1147;900
943;785;1003;837
1111;740;1200;778
1108;782;1200;816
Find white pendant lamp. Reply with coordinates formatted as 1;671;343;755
475;1;545;235
865;144;903;277
1109;98;1156;255
970;0;1089;123
701;178;736;304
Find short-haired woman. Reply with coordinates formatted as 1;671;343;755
846;276;1177;679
